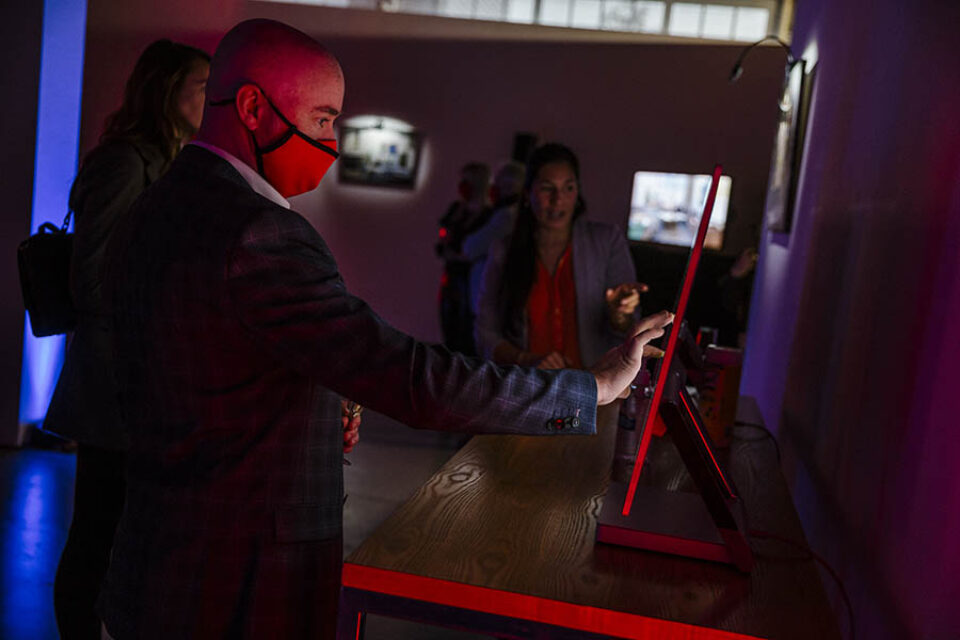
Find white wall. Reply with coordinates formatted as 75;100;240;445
81;2;784;341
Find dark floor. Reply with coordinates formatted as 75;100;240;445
0;412;489;639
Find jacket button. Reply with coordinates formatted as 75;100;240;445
571;417;581;429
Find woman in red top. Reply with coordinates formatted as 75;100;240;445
475;143;644;369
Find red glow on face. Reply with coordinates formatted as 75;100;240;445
439;227;448;239
622;165;723;517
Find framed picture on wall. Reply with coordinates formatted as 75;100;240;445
764;60;815;233
337;115;422;188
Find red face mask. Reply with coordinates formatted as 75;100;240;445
211;86;340;198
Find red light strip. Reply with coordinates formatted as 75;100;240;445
622;165;723;517
678;388;736;499
342;563;759;640
355;612;362;640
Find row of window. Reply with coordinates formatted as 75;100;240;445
265;0;774;42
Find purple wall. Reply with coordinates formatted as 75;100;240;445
742;1;960;636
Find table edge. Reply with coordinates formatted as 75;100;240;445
342;562;763;640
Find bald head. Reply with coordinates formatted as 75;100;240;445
207;19;341;106
197;19;344;172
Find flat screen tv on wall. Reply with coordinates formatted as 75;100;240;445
338;115;422;188
627;171;732;250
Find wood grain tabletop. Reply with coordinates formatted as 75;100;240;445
346;399;841;640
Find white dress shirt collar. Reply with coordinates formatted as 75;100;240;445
189;141;290;210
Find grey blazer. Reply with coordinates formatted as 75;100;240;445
44;139;168;448
97;146;598;639
475;216;638;368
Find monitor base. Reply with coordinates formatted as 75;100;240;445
596;481;753;572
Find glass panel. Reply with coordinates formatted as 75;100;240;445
474;0;506;19
701;4;734;39
571;0;602;29
396;0;440;14
603;0;665;32
303;0;352;7
439;0;474;18
506;0;536;22
635;1;666;32
539;0;571;26
733;7;770;40
601;0;630;30
667;2;702;37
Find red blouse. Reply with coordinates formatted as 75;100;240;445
526;244;582;369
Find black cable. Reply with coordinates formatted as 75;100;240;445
729;35;800;83
748;529;856;640
735;444;853;639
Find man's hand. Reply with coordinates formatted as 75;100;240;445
589;310;674;405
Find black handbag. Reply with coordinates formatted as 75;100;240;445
17;211;76;337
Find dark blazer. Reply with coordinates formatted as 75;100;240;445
44;138;168;448
98;145;598;639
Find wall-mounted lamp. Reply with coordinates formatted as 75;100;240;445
728;35;801;84
730;36;814;235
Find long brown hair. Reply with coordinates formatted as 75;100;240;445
101;39;210;163
497;143;587;334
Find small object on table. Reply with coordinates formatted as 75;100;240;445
696;345;743;448
341;399;363;466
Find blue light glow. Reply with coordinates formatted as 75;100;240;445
19;0;87;424
0;452;76;638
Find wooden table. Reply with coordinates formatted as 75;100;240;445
339;399;840;639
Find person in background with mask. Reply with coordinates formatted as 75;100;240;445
462;159;526;317
435;161;491;355
42;39;210;640
475;143;648;370
98;20;671;639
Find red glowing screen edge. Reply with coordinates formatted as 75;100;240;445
621;164;723;517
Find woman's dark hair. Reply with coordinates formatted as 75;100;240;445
101;39;210;163
497;143;587;334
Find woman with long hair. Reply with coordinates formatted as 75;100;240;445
43;39;210;640
475;142;644;369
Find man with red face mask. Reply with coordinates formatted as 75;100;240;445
99;19;672;639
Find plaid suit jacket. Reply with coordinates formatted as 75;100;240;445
98;145;598;639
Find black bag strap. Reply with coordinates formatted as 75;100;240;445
35;210;73;236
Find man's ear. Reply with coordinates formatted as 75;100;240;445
235;84;263;131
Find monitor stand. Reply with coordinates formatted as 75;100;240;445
596;368;754;573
